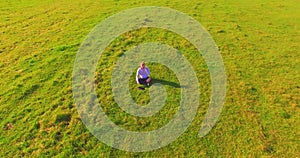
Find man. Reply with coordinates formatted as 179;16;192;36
136;61;151;86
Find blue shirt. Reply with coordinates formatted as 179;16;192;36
136;67;150;82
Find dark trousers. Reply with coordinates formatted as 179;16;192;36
138;77;149;84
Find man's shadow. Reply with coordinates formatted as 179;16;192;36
151;78;181;88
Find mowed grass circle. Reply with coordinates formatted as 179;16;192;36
94;27;209;132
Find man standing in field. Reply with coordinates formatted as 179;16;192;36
136;61;151;86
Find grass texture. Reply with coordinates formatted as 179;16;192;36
0;0;299;157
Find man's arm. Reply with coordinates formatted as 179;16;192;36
136;68;140;84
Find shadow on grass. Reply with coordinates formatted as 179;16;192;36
151;78;181;88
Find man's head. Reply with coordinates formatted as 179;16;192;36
140;61;145;69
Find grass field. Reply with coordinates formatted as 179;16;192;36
0;0;299;157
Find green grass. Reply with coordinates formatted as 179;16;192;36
0;0;299;157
